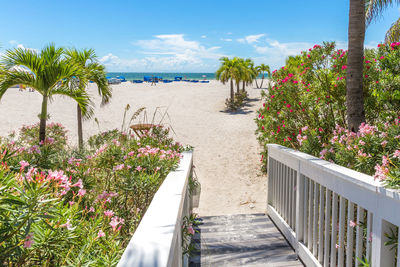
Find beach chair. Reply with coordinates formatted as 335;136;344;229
130;123;155;138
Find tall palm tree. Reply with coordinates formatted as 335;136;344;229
0;44;91;143
256;64;271;89
216;57;242;100
346;0;366;132
65;48;111;149
366;0;400;44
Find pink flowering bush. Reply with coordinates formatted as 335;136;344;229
0;123;184;265
256;42;400;188
299;120;400;187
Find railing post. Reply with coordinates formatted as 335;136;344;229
295;160;304;251
371;216;396;267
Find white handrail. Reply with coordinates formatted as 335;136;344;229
267;144;400;267
118;151;193;267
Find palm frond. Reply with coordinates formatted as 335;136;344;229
366;0;400;26
385;17;400;43
0;71;39;99
52;85;94;118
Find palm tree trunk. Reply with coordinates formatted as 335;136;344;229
242;80;245;90
260;74;264;88
255;79;259;88
346;0;366;132
230;79;234;100
236;80;240;94
39;95;48;143
77;104;83;149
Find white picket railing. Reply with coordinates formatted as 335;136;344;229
117;151;193;267
267;144;400;267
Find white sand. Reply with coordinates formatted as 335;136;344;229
0;80;267;216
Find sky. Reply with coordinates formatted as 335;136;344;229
1;0;400;72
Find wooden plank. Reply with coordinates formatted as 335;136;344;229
366;211;373;262
313;182;319;257
304;176;309;245
292;169;297;231
330;193;338;267
355;206;364;266
318;185;325;263
346;201;354;267
323;189;331;267
308;179;314;250
338;196;346;267
296;170;304;243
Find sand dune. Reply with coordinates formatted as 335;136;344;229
0;80;267;216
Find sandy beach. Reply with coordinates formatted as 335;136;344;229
0;80;267;216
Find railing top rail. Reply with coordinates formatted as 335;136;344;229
117;151;193;267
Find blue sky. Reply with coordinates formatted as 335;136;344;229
1;0;399;72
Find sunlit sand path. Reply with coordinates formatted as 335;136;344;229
0;80;267;216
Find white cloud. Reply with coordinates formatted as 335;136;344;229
201;35;207;38
101;34;225;72
221;38;232;42
7;40;38;52
227;32;233;35
238;34;265;44
248;38;313;70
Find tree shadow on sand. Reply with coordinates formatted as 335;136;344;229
219;97;260;115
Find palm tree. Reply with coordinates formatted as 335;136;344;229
65;48;111;149
253;66;261;88
256;64;271;89
346;0;366;132
240;58;256;91
216;57;242;100
366;0;400;44
0;44;91;143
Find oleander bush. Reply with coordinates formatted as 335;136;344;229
256;41;400;187
0;123;183;266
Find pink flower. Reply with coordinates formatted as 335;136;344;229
187;225;195;235
72;179;83;189
19;160;29;170
320;149;328;159
373;164;389;181
61;219;73;230
349;220;357;228
136;166;143;171
109;216;125;231
23;233;34;248
394;150;400;159
104;210;114;218
382;155;389;166
113;164;125;171
78;189;86;196
89;206;95;212
97;230;105;238
381;140;388;147
335;244;340;249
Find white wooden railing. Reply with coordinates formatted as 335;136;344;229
267;144;400;267
117;151;193;267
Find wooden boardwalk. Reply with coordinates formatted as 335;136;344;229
189;213;304;267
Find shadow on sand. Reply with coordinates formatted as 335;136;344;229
219;97;260;115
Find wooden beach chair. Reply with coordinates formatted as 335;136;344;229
129;123;155;138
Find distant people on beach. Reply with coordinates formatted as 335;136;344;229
151;75;156;86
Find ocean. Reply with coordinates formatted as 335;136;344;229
106;72;216;81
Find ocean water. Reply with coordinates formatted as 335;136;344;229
106;72;216;81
